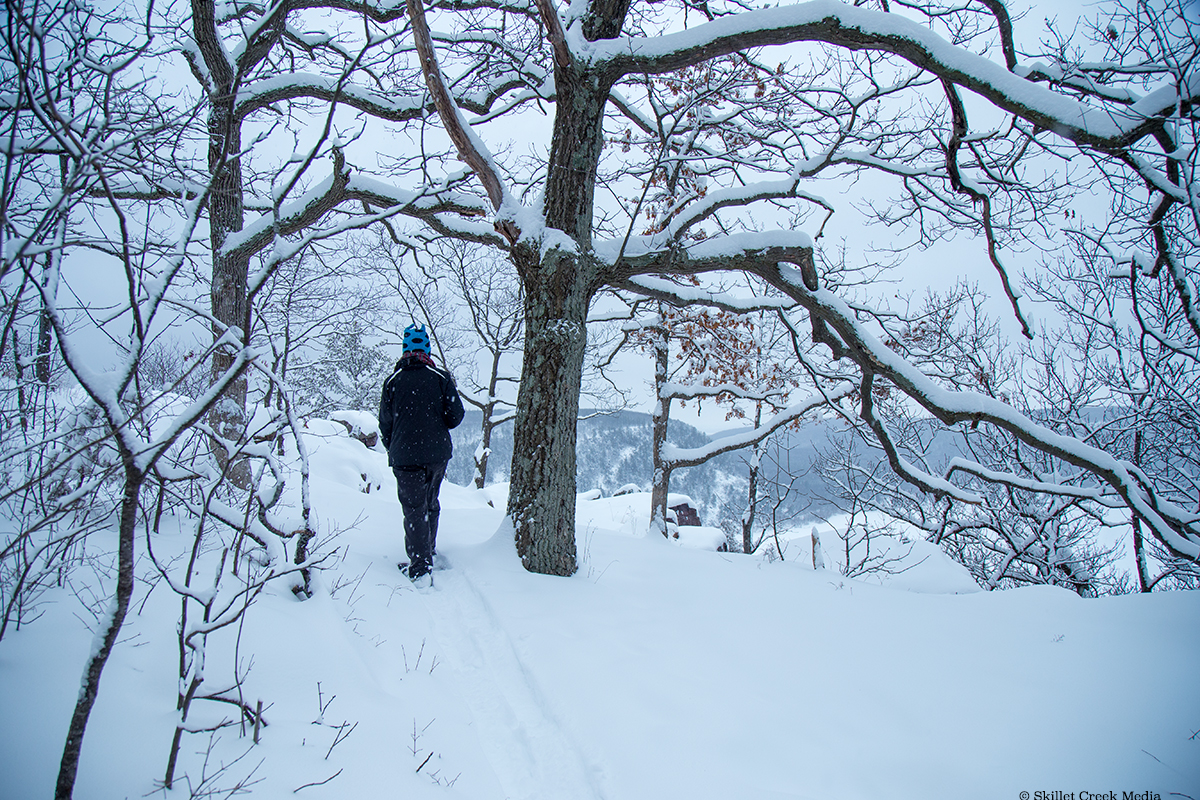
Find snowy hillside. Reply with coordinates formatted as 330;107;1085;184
1;419;1197;800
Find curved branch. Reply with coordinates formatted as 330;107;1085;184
975;0;1016;71
190;0;235;88
610;235;1200;559
591;0;1178;150
940;79;1032;339
233;73;530;122
407;0;520;242
222;150;352;262
533;0;571;69
663;381;855;470
235;0;291;77
224;168;504;263
752;260;1200;561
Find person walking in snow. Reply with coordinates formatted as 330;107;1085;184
379;323;465;582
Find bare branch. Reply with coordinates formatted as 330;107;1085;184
406;0;520;242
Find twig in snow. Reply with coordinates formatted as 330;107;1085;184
324;721;357;760
293;769;343;793
314;682;335;725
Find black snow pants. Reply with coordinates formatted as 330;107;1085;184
393;461;447;575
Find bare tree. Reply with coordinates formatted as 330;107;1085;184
173;0;483;484
751;431;820;561
149;418;327;790
1022;241;1199;590
811;285;1130;594
255;249;392;419
433;240;524;488
0;3;262;794
819;443;917;582
611;294;848;539
1;1;408;793
387;0;1200;574
41;0;1190;583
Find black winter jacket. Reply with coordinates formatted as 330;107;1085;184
378;355;465;468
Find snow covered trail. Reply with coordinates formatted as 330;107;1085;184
4;421;1198;800
417;554;609;800
298;427;607;800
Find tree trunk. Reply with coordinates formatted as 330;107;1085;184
55;468;140;800
475;349;503;489
190;0;280;490
36;157;66;386
649;312;671;537
1131;429;1152;592
743;458;761;553
206;92;252;488
474;410;493;490
508;246;589;575
1133;517;1151;593
505;67;610;575
742;405;764;553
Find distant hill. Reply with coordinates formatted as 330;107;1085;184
448;409;845;528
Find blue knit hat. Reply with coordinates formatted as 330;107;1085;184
403;323;431;354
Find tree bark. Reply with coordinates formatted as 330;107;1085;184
649;312;671;538
505;64;611;574
508;245;590;575
192;0;290;489
1131;428;1152;592
37;156;67;386
474;413;493;490
206;93;253;487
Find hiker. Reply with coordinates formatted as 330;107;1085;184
378;324;465;582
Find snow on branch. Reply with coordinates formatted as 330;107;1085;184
619;274;795;314
943;458;1121;507
755;261;1200;560
585;0;1182;149
662;381;854;469
661;381;790;403
234;73;429;120
606;232;816;297
234;69;538;122
222;161;499;263
221;150;351;261
606;179;830;264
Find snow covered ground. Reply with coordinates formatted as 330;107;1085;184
2;418;1198;799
